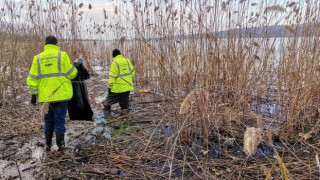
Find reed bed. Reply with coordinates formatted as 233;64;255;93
1;0;320;179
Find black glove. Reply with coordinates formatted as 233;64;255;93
31;95;37;106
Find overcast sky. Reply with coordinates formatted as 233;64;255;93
0;0;315;39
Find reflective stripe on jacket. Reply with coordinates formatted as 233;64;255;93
26;44;78;102
108;55;135;93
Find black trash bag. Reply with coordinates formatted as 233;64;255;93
68;58;93;121
74;58;90;80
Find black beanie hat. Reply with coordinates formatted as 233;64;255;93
112;49;121;58
45;35;57;45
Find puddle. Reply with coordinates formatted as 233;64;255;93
130;105;141;113
207;144;274;159
163;125;176;138
93;110;105;119
83;135;96;144
249;101;284;118
32;147;44;160
94;118;106;125
256;145;274;157
145;125;176;140
73;109;114;143
65;109;114;145
92;126;113;139
249;101;284;130
210;149;223;158
0;138;43;180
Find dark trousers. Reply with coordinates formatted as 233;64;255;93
44;101;68;134
103;91;130;112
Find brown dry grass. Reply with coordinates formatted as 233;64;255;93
1;0;320;179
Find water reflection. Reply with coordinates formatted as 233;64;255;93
83;110;113;143
92;126;112;139
250;101;283;118
84;135;96;144
94;118;106;126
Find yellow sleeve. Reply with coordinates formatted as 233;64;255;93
26;56;39;94
129;59;135;77
62;52;78;80
108;61;118;87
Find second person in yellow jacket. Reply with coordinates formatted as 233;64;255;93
103;49;135;118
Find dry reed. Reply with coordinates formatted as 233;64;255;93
1;0;320;179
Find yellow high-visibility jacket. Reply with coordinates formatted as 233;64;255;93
26;44;78;102
108;55;135;93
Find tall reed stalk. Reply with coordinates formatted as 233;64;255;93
1;0;320;148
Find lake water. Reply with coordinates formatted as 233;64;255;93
84;37;319;122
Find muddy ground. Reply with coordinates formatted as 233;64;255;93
1;73;320;179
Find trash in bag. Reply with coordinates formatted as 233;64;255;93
68;58;93;121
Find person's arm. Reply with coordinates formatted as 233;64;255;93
27;56;39;105
26;56;39;95
62;52;78;80
108;61;118;88
129;59;135;78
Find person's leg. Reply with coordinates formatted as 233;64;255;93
119;91;130;115
52;101;69;151
103;91;120;116
44;103;54;151
119;91;130;110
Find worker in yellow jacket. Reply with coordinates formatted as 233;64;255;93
103;49;135;118
26;35;78;151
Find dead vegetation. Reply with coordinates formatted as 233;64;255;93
1;0;320;179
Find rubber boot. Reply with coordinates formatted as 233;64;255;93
56;133;65;151
45;131;53;152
